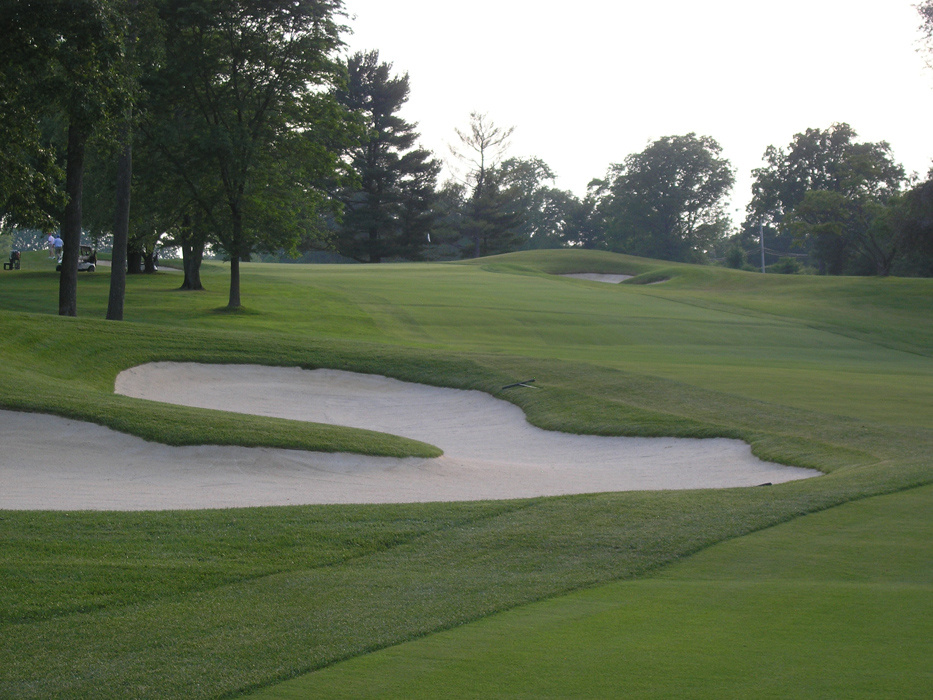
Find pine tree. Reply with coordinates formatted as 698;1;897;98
336;50;439;262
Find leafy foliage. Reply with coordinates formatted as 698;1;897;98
498;157;578;250
0;0;131;315
593;134;734;262
449;112;525;257
918;0;933;68
142;0;352;306
889;176;933;276
746;123;906;274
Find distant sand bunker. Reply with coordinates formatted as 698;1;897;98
561;273;633;283
0;364;819;510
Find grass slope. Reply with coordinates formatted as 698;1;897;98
251;485;933;699
0;249;929;698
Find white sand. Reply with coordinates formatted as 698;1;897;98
0;363;819;510
561;273;633;283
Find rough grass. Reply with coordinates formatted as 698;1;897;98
0;249;929;699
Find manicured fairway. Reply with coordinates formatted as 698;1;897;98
0;249;929;698
253;485;932;699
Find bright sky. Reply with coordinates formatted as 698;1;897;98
342;0;933;218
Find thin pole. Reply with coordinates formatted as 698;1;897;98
760;221;766;273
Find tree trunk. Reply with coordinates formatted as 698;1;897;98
127;249;143;274
369;226;381;263
107;120;132;320
472;179;484;258
59;122;87;317
228;255;241;308
143;250;157;273
180;240;205;290
179;215;205;290
227;208;243;308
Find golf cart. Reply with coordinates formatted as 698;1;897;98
56;246;98;272
3;250;20;270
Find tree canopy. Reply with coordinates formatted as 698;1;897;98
0;0;130;315
448;112;525;258
919;0;933;67
593;134;734;262
747;123;906;274
143;0;351;307
2;0;931;318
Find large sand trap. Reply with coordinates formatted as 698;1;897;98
0;363;819;510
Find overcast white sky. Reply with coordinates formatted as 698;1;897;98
342;0;933;217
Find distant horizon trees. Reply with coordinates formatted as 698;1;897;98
585;134;734;263
738;123;928;276
1;2;931;288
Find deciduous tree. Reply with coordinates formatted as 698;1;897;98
888;175;933;276
147;0;350;308
596;134;734;262
747;124;905;274
497;157;576;250
0;0;129;315
449;112;522;257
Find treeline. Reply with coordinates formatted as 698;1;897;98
733;124;933;277
1;2;932;320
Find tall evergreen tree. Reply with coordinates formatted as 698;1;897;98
335;50;439;262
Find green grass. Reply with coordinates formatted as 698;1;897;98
0;248;929;698
255;485;932;699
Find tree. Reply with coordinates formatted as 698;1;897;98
421;180;467;261
561;184;605;250
596;134;734;262
449;112;522;257
0;0;129;316
0;97;65;233
747;124;905;274
393;149;442;259
497;157;576;250
888;175;933;276
135;74;223;291
107;0;161;319
919;0;933;68
335;50;439;262
724;244;747;269
146;0;350;308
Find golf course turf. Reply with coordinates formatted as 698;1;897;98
0;248;929;698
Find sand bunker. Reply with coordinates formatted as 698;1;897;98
0;363;818;510
561;273;633;283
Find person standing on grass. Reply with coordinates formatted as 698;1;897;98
53;235;64;262
47;233;55;258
